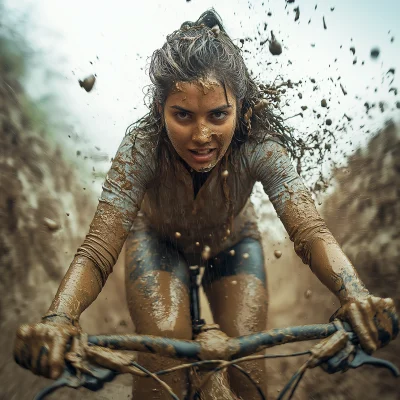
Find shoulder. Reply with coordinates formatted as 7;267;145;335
239;130;289;163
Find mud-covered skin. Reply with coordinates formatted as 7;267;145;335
125;223;192;399
125;220;267;399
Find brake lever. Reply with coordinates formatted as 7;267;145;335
33;362;117;400
349;347;400;377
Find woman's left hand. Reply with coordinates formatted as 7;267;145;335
332;295;398;354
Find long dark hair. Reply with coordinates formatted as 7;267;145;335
127;9;297;170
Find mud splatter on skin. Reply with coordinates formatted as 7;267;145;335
276;182;397;354
126;268;192;399
164;79;237;173
204;273;268;398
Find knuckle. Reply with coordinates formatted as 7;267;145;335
17;324;31;339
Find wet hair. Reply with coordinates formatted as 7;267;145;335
128;9;295;168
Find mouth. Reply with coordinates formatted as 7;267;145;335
188;148;217;163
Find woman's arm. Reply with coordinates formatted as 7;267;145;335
14;132;155;379
250;138;397;352
44;132;155;322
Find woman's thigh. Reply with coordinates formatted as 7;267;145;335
202;237;269;398
125;225;192;399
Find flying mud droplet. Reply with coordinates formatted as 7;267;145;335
396;101;400;109
340;83;348;96
323;16;327;30
269;31;282;56
175;232;181;239
79;74;96;92
229;250;235;256
221;170;229;178
326;118;332;126
350;46;356;55
242;253;249;259
43;217;60;231
294;7;300;22
370;48;380;59
301;105;308;111
321;99;327;107
201;246;211;260
304;289;312;299
274;250;282;259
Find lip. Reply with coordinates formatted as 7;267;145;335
188;148;217;163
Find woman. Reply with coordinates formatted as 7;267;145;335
14;9;397;400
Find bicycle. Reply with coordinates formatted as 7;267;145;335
32;265;399;400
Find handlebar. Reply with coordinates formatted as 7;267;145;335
33;321;399;400
88;323;339;361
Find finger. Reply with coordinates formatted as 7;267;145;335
18;342;32;370
37;345;50;378
359;298;379;347
48;337;68;380
347;302;376;354
383;298;399;338
16;324;32;340
30;340;44;375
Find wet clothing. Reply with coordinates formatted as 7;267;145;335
75;129;333;281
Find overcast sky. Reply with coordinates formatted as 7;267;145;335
4;0;400;177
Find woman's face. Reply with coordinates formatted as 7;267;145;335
163;78;238;172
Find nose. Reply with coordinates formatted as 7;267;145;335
192;123;213;145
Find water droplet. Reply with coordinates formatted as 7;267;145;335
175;232;181;239
242;253;249;259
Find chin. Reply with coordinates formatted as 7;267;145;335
196;164;215;173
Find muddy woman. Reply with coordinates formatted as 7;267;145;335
14;9;398;400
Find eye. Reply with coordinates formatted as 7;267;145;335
175;111;191;121
211;111;228;121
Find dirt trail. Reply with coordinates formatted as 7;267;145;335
0;64;399;399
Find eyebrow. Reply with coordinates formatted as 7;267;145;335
170;104;232;113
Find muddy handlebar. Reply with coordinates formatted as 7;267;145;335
88;322;339;361
34;320;399;400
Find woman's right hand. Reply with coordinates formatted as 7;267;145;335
14;318;80;379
